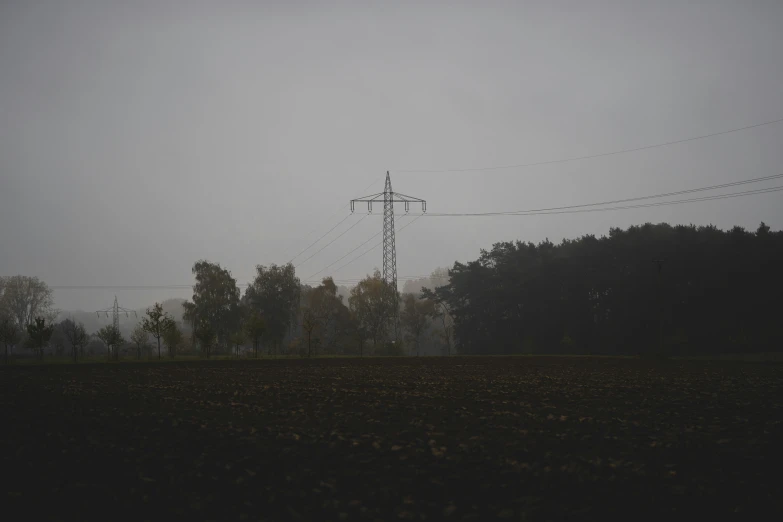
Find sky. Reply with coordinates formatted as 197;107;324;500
1;0;782;311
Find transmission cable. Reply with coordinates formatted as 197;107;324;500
282;178;379;262
396;117;783;173
286;214;352;264
330;214;424;275
423;173;783;216
305;229;383;281
425;185;783;217
48;273;432;290
294;213;369;268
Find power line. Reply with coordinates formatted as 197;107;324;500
396;117;783;173
329;216;412;275
49;284;231;290
287;214;352;264
425;185;783;217
47;174;781;291
280;206;349;260
323;274;431;281
49;274;433;291
422;173;783;216
294;213;368;268
301;274;430;285
330;214;424;275
305;230;383;281
281;178;379;262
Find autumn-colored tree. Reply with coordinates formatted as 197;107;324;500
349;270;396;352
300;277;349;356
142;302;175;360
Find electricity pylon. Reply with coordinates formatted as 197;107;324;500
95;296;137;357
351;171;426;340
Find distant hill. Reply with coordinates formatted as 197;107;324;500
57;298;187;337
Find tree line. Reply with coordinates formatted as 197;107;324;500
426;222;782;356
0;276;189;363
2;222;780;361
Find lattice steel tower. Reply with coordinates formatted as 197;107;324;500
96;295;137;331
382;172;398;291
351;171;426;339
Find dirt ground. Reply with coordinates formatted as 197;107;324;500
2;356;781;521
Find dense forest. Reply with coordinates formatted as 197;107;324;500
2;222;781;360
428;222;782;356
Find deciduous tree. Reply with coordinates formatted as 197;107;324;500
1;276;56;328
244;312;266;359
61;318;88;363
96;324;124;361
400;294;435;356
26;317;54;361
421;286;455;356
142;302;175;360
301;277;349;356
0;314;20;364
229;329;246;358
182;260;241;355
194;320;216;359
245;263;300;356
130;323;149;360
163;322;184;358
349;271;396;351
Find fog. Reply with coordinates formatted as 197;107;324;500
2;0;782;312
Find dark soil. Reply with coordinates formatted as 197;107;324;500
2;356;781;521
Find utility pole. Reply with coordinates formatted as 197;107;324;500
351;171;426;341
95;296;137;360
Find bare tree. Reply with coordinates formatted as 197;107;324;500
0;276;56;328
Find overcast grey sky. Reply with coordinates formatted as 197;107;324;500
2;0;782;311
